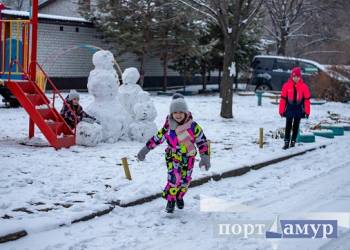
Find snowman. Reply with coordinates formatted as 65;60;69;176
129;92;158;142
85;50;130;142
119;67;143;119
118;67;157;142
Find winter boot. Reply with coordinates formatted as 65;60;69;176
176;198;184;209
166;201;175;213
290;141;296;148
282;141;290;150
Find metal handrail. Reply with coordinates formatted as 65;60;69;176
8;60;77;135
32;62;78;135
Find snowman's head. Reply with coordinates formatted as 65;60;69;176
122;67;140;85
136;91;151;103
92;50;115;70
134;101;157;121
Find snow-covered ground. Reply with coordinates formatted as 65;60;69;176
2;130;350;250
1;92;349;247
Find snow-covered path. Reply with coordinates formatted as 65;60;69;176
3;135;350;250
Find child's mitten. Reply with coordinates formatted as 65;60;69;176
137;146;150;161
199;154;211;171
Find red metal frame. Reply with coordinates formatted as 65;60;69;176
33;62;78;131
30;0;38;82
1;1;77;148
7;60;77;148
28;0;39;136
8;60;77;135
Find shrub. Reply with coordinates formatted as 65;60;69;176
310;66;350;102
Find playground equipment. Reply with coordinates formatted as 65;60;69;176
0;1;76;149
297;131;316;143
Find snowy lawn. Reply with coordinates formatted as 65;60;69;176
0;93;349;236
2;131;350;250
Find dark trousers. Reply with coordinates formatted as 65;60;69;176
285;117;301;142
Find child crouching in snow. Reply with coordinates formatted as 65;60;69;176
60;90;97;129
137;94;210;213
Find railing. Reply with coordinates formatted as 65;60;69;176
8;60;77;135
0;19;31;79
36;67;47;92
34;62;78;134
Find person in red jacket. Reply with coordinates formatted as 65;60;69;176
279;67;311;149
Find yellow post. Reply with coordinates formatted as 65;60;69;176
259;128;264;149
16;21;20;73
9;21;12;71
121;157;132;180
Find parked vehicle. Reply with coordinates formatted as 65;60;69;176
247;55;350;92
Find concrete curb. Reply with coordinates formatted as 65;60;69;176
119;144;327;207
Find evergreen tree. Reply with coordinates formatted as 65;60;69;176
79;0;159;86
153;1;201;91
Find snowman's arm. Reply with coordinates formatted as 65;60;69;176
81;110;96;121
192;122;210;156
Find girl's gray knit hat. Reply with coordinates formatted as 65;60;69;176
68;89;80;101
169;93;188;114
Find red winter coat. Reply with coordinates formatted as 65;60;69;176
279;69;311;119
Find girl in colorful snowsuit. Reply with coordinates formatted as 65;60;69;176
279;67;311;149
137;94;210;213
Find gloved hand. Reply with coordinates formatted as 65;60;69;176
199;154;211;171
137;146;150;161
280;112;285;118
306;114;309;119
82;117;95;124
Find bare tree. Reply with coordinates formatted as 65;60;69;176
264;0;341;56
292;0;347;62
79;0;159;86
179;0;263;118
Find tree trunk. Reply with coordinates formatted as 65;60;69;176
201;67;207;91
162;52;168;92
207;70;211;88
220;38;235;119
139;55;145;87
182;72;187;91
234;66;239;91
218;68;222;96
277;34;287;55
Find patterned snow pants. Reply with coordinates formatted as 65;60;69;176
162;150;196;201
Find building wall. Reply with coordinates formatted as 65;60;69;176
37;22;106;78
37;23;178;72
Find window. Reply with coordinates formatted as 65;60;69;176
60;26;64;31
75;27;79;32
252;58;274;71
300;62;319;75
272;59;296;73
